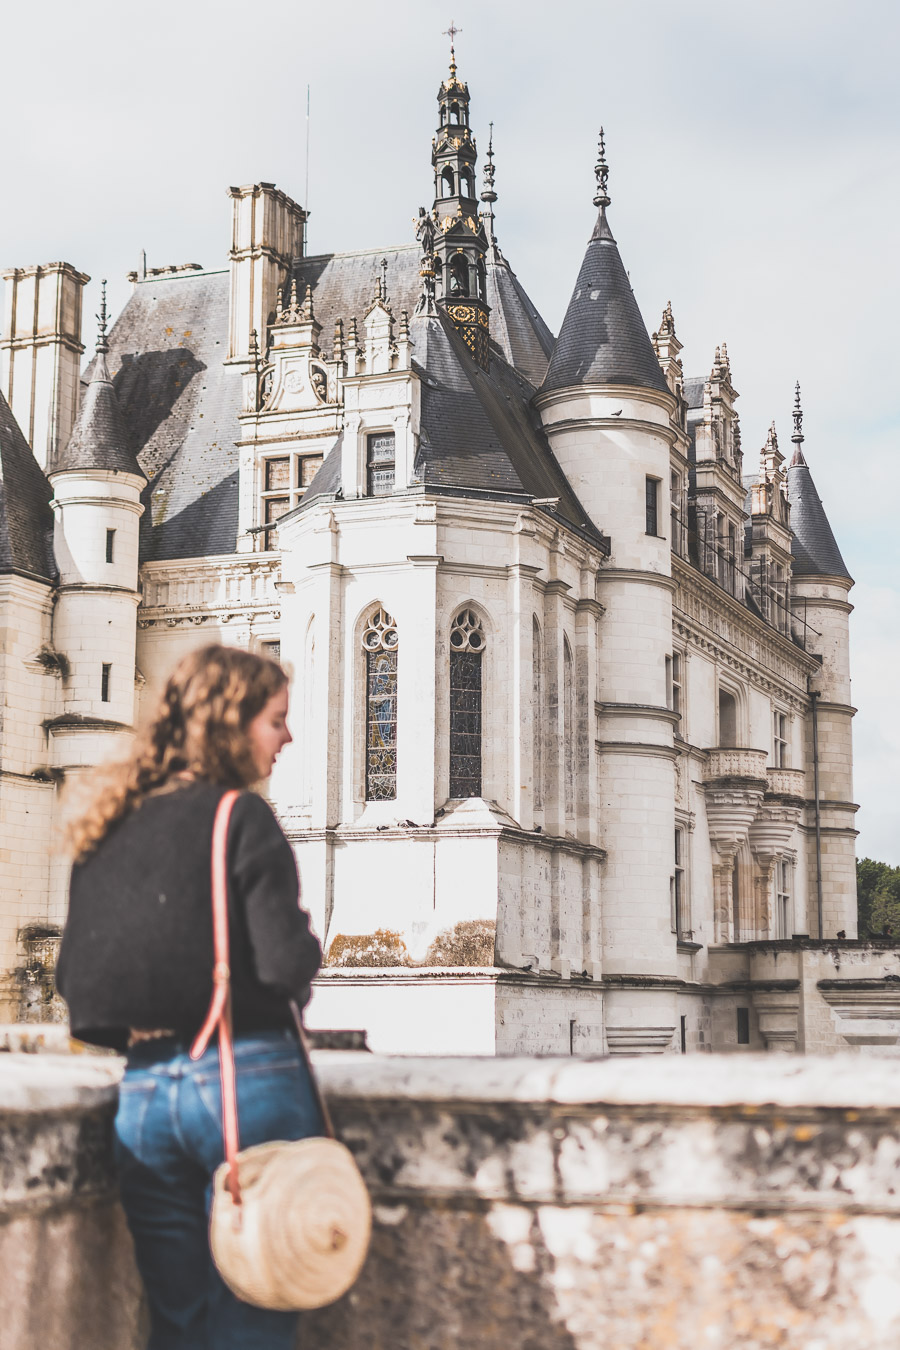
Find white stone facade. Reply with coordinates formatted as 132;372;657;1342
0;74;882;1050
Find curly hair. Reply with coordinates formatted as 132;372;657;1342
66;645;287;861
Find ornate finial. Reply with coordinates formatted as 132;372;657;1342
96;279;109;355
348;317;358;345
481;123;497;203
302;284;314;319
791;381;804;446
593;127;610;209
333;318;344;360
657;300;675;338
721;340;730;374
289;278;299;311
275;285;284;319
443;20;462;76
381;257;389;302
399;309;410;339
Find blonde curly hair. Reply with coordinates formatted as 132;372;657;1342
66;645;287;861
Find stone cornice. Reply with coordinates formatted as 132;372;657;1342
673;557;817;707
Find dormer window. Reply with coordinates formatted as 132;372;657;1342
259;452;323;551
367;433;395;496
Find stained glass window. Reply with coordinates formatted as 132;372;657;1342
449;609;485;798
363;608;399;800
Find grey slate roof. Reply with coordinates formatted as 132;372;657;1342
787;450;852;581
0;391;55;582
292;246;423;339
84;270;243;562
485;259;555;388
541;209;669;396
292;308;607;549
683;376;706;410
54;353;145;478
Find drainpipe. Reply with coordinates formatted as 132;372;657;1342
809;683;824;938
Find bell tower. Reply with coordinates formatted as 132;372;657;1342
430;27;490;366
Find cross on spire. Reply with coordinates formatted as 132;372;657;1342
443;20;462;74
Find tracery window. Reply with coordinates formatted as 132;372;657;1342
449;608;485;798
363;608;399;800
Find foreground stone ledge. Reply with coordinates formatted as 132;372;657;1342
2;1051;900;1349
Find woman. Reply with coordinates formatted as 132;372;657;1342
56;645;322;1350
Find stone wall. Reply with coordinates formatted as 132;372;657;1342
4;1050;900;1349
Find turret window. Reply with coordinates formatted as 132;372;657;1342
367;433;395;496
449;255;469;297
363;608;399;801
105;529;115;564
460;169;475;199
645;476;660;535
449;609;485;799
449;102;461;125
441;167;455;198
101;664;111;703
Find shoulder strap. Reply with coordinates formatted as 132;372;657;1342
190;789;242;1205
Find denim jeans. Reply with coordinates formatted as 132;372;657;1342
115;1029;323;1350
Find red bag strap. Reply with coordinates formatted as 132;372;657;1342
190;789;242;1206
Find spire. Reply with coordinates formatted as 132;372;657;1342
480;122;503;260
443;19;462;80
790;381;806;465
52;290;144;478
541;130;668;396
431;40;490;366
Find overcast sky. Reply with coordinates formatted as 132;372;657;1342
4;0;898;862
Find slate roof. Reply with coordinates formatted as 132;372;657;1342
84;270;243;562
787;450;852;581
485;259;555;388
683;376;706;410
54;352;145;478
541;209;669;396
0;391;55;582
291;246;423;339
292;307;607;549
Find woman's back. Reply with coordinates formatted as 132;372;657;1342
57;781;320;1050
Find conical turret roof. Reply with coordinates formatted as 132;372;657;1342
787;448;851;581
53;285;145;478
541;134;668;397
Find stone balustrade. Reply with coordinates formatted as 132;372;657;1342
703;746;769;784
5;1049;900;1348
766;766;806;800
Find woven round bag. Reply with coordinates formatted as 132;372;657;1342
210;1134;372;1311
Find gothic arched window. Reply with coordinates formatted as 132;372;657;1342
460;169;475;199
441;166;455;198
449;101;461;125
449;608;485;798
449;255;469;296
363;608;399;800
476;258;486;301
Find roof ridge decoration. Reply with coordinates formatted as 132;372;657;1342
480;123;505;263
540;127;669;396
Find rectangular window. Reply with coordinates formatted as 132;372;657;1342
773;710;789;768
673;827;687;937
101;663;111;702
680;1015;687;1054
261;640;281;661
365;648;398;800
367;433;396;497
736;1007;750;1044
645;476;659;535
265;457;291;492
298;455;323;490
105;528;115;564
775;859;792;938
449;649;483;798
666;652;683;724
671;471;682;557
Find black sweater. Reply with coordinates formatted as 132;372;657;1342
56;783;321;1050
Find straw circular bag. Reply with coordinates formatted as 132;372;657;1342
191;791;371;1311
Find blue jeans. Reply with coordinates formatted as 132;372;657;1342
115;1029;322;1350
